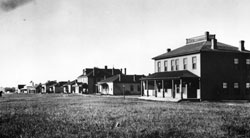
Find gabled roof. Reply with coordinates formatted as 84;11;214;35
152;31;250;60
62;81;73;86
45;81;57;87
141;70;199;80
153;40;243;60
55;81;67;87
98;74;145;84
77;74;84;78
99;75;119;83
78;67;122;78
153;41;205;60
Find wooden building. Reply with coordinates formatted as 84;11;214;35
141;32;250;101
97;74;145;95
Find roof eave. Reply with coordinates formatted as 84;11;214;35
152;51;201;60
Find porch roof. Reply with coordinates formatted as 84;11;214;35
141;70;199;80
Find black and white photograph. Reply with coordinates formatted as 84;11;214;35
0;0;250;137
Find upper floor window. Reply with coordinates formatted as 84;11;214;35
192;56;197;69
222;82;227;89
234;83;239;89
246;59;250;65
171;60;175;71
234;58;239;64
234;58;240;70
164;60;168;71
175;59;179;71
157;61;161;72
183;58;187;70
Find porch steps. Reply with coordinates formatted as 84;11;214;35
138;96;181;102
181;98;201;102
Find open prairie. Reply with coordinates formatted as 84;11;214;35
0;94;250;138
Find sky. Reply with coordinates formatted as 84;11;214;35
0;0;250;87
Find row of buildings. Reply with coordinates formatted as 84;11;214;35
18;66;145;95
18;32;250;101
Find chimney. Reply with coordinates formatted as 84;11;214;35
120;68;123;74
93;68;95;76
118;74;121;82
167;48;171;52
205;31;210;41
240;40;245;51
124;68;127;75
112;67;114;75
133;75;136;82
83;69;86;75
211;38;217;49
105;65;108;70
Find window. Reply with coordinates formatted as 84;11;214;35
171;60;175;71
137;85;141;91
192;56;197;69
175;59;179;70
246;83;250;95
234;83;239;88
164;60;168;71
130;85;134;91
234;58;240;70
157;61;161;72
234;58;239;64
246;83;250;89
183;58;187;70
246;59;250;65
222;83;227;89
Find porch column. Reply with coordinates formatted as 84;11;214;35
162;80;165;98
185;84;188;99
198;78;201;100
154;80;157;97
146;80;149;96
180;79;183;99
172;80;174;98
141;81;143;96
68;85;71;93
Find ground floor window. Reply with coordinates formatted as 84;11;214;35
246;83;250;95
137;85;140;91
246;83;250;89
130;85;134;91
176;86;180;93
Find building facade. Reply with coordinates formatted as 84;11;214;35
141;32;250;101
48;81;67;93
41;80;57;93
97;74;145;95
76;66;123;93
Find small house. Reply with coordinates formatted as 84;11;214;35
97;74;145;95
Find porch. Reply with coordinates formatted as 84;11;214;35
140;71;201;102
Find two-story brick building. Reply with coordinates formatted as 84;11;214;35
77;66;123;93
141;32;250;101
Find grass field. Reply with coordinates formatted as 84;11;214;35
0;94;250;138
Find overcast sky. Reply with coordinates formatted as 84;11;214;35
0;0;250;87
